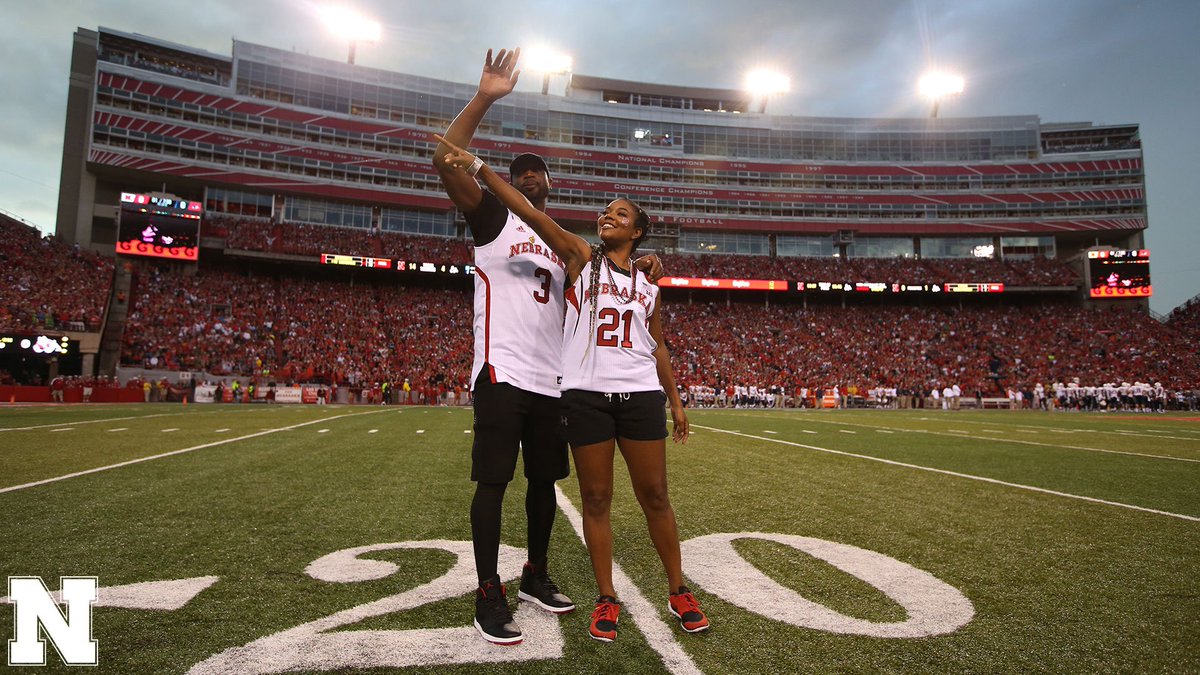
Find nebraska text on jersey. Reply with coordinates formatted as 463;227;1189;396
509;240;566;269
570;282;653;314
471;210;567;397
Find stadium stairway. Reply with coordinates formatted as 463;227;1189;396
97;261;134;375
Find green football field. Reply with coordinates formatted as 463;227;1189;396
1;403;1197;674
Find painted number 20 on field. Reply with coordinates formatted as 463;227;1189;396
187;533;974;673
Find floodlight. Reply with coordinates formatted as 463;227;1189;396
745;70;791;96
919;72;965;100
524;47;572;74
319;5;382;64
745;69;790;113
919;71;965;117
525;47;573;94
320;6;382;41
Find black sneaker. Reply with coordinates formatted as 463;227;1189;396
473;576;522;645
517;561;575;614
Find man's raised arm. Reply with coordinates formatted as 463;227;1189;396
432;48;521;213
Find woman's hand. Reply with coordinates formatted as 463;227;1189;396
432;134;480;174
670;403;689;444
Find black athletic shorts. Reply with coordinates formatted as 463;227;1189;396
471;366;569;483
559;389;668;448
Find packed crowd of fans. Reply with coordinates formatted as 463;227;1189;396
218;217;472;261
0;215;114;332
120;265;473;391
1166;293;1200;342
662;300;1198;401
115;258;1198;405
122;267;280;376
0;216;1188;402
660;252;1078;287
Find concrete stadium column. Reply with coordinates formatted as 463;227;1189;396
55;28;99;247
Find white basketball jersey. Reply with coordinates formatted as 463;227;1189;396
471;209;567;397
561;256;660;393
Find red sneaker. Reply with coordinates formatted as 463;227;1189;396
668;586;710;633
588;596;621;642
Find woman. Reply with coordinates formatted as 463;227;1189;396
436;134;709;642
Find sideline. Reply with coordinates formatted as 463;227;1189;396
554;485;703;675
692;424;1200;523
0;410;388;494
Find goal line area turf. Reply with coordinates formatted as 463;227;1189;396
1;404;1197;673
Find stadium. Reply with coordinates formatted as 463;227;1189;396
0;23;1197;674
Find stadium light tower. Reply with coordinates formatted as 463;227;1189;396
745;69;791;113
319;5;382;64
919;71;965;118
525;47;572;95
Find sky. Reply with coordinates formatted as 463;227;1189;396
1;0;1196;314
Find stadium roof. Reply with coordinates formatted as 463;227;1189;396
98;26;231;64
568;73;751;112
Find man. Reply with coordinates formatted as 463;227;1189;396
432;48;661;646
50;375;65;403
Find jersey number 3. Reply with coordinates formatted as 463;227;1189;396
532;267;552;304
596;308;634;348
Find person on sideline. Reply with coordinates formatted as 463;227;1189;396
437;133;709;642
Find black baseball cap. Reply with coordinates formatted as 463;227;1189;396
509;153;550;178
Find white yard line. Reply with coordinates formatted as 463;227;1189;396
719;411;1200;464
692;424;1200;523
822;418;1200;464
1;411;198;432
894;416;1200;442
554;485;703;675
0;410;388;495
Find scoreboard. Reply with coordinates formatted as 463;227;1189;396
320;253;392;269
1087;249;1151;298
117;192;202;261
319;253;475;276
